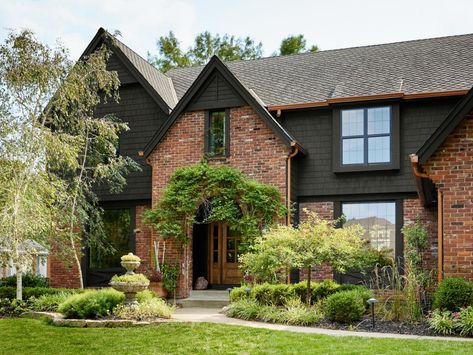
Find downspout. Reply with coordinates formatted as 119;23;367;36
409;154;443;282
287;143;299;226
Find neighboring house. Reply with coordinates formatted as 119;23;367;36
49;28;473;297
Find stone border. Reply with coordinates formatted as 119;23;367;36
21;311;172;328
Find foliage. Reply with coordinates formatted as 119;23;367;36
240;211;364;304
251;283;296;306
427;310;457;335
0;298;31;316
58;289;124;319
433;277;473;312
111;274;149;283
0;286;80;300
229;287;248;303
0;273;48;288
0;29;139;297
457;306;473;336
144;162;286;246
136;290;156;303
323;290;367;323
148;31;263;72
225;298;323;326
121;254;141;262
113;298;174;320
277;35;318;56
29;292;73;312
161;263;180;297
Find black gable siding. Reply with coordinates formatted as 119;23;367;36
106;53;137;85
282;97;460;198
187;72;245;111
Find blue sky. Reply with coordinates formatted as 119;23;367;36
1;0;473;60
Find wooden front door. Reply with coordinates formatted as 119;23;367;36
208;222;242;285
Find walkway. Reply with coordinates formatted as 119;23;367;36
173;308;473;342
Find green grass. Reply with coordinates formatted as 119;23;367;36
0;318;472;354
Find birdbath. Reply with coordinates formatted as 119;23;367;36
109;253;150;306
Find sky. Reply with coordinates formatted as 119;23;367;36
1;0;473;61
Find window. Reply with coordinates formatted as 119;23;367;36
342;202;396;256
333;105;399;172
205;110;229;156
89;209;132;269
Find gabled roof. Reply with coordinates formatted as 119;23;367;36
417;86;473;164
81;28;177;113
143;56;301;158
167;33;473;108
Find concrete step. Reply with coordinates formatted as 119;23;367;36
177;290;230;308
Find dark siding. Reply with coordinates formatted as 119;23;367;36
187;72;245;111
106;53;137;85
282;97;460;197
94;82;167;201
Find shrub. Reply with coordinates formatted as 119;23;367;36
251;283;295;306
0;273;48;288
225;299;261;320
324;290;366;323
257;305;284;323
312;280;340;301
283;298;323;326
113;298;174;320
111;274;149;283
427;310;457;335
229;287;248;303
0;286;80;300
433;278;473;311
0;298;32;316
136;290;156;303
30;292;76;312
458;306;473;336
58;289;124;319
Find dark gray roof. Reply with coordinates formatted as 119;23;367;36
112;37;178;109
167;33;473;107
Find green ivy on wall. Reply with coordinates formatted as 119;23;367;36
144;162;286;246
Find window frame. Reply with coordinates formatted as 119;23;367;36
204;108;230;157
334;199;404;262
332;103;400;172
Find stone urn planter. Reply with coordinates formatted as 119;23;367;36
110;253;150;306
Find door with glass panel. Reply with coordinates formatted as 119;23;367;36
208;222;242;285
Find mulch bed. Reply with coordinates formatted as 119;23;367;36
317;317;434;336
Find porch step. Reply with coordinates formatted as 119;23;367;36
177;290;230;308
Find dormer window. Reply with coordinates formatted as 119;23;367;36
205;109;229;156
333;104;400;172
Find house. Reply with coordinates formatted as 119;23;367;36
49;28;473;297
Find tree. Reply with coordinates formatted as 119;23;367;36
240;211;364;304
0;29;139;297
148;31;263;72
277;35;318;56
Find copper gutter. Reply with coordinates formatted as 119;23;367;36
409;154;443;282
286;143;299;226
267;89;469;112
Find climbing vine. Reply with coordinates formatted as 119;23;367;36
144;162;286;246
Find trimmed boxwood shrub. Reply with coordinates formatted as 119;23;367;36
251;283;295;306
229;287;248;302
58;289;124;319
293;280;341;304
324;290;366;323
0;273;48;288
433;277;473;312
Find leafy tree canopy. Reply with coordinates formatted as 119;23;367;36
277;34;318;56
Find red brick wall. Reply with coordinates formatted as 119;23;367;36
48;205;151;288
298;201;335;281
403;198;438;276
148;106;290;297
422;111;473;280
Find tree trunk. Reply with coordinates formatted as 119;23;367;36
306;266;312;306
70;234;84;289
16;269;22;300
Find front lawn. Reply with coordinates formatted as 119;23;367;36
0;318;472;354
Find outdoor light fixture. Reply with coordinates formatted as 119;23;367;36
245;288;251;297
226;287;232;295
367;298;378;329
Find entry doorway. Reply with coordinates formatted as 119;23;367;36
208;222;242;285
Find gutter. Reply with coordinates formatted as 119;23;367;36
409;154;443;282
286;143;300;226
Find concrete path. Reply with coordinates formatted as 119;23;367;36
173;308;473;342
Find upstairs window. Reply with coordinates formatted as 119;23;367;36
333;105;399;172
205;109;229;156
